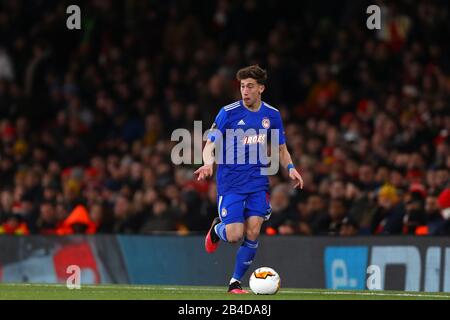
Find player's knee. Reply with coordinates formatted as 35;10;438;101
228;235;243;243
246;228;260;241
227;231;244;243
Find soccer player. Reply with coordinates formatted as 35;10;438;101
194;65;304;294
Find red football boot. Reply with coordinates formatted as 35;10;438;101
228;281;249;294
205;217;221;254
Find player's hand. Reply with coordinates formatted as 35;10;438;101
194;164;213;181
289;168;304;189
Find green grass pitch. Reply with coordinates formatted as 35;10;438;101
0;284;449;300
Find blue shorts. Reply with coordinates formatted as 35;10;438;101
217;191;272;224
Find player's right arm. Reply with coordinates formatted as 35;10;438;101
194;139;215;181
194;107;228;181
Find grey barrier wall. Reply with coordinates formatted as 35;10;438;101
255;236;450;292
0;236;129;284
1;235;449;292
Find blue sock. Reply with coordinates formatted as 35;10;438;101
214;222;228;242
232;238;258;281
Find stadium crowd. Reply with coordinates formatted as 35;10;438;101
0;0;449;236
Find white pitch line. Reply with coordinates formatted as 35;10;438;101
150;287;450;299
280;290;450;299
102;287;450;298
2;284;450;299
126;286;450;298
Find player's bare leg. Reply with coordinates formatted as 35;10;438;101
205;219;245;253
244;216;264;241
225;223;244;243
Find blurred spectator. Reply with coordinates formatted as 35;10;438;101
57;205;97;235
36;201;58;235
414;194;446;235
0;214;29;235
193;182;218;231
263;184;296;235
402;188;427;234
346;182;376;234
339;216;359;236
371;184;406;234
140;196;176;234
0;47;14;81
296;193;325;235
437;188;450;234
90;202;114;233
112;195;137;233
316;199;349;235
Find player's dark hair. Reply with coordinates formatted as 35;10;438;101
236;65;267;85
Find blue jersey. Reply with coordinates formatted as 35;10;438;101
208;100;286;195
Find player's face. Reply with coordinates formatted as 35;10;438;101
240;78;264;107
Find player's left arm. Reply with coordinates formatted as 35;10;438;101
279;143;304;189
273;110;304;189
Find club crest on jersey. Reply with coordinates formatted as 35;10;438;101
262;117;270;129
221;208;227;217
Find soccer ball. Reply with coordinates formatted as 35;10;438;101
249;267;280;295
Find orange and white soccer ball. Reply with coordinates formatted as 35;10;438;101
249;267;281;295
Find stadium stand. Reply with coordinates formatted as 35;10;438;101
0;0;449;236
